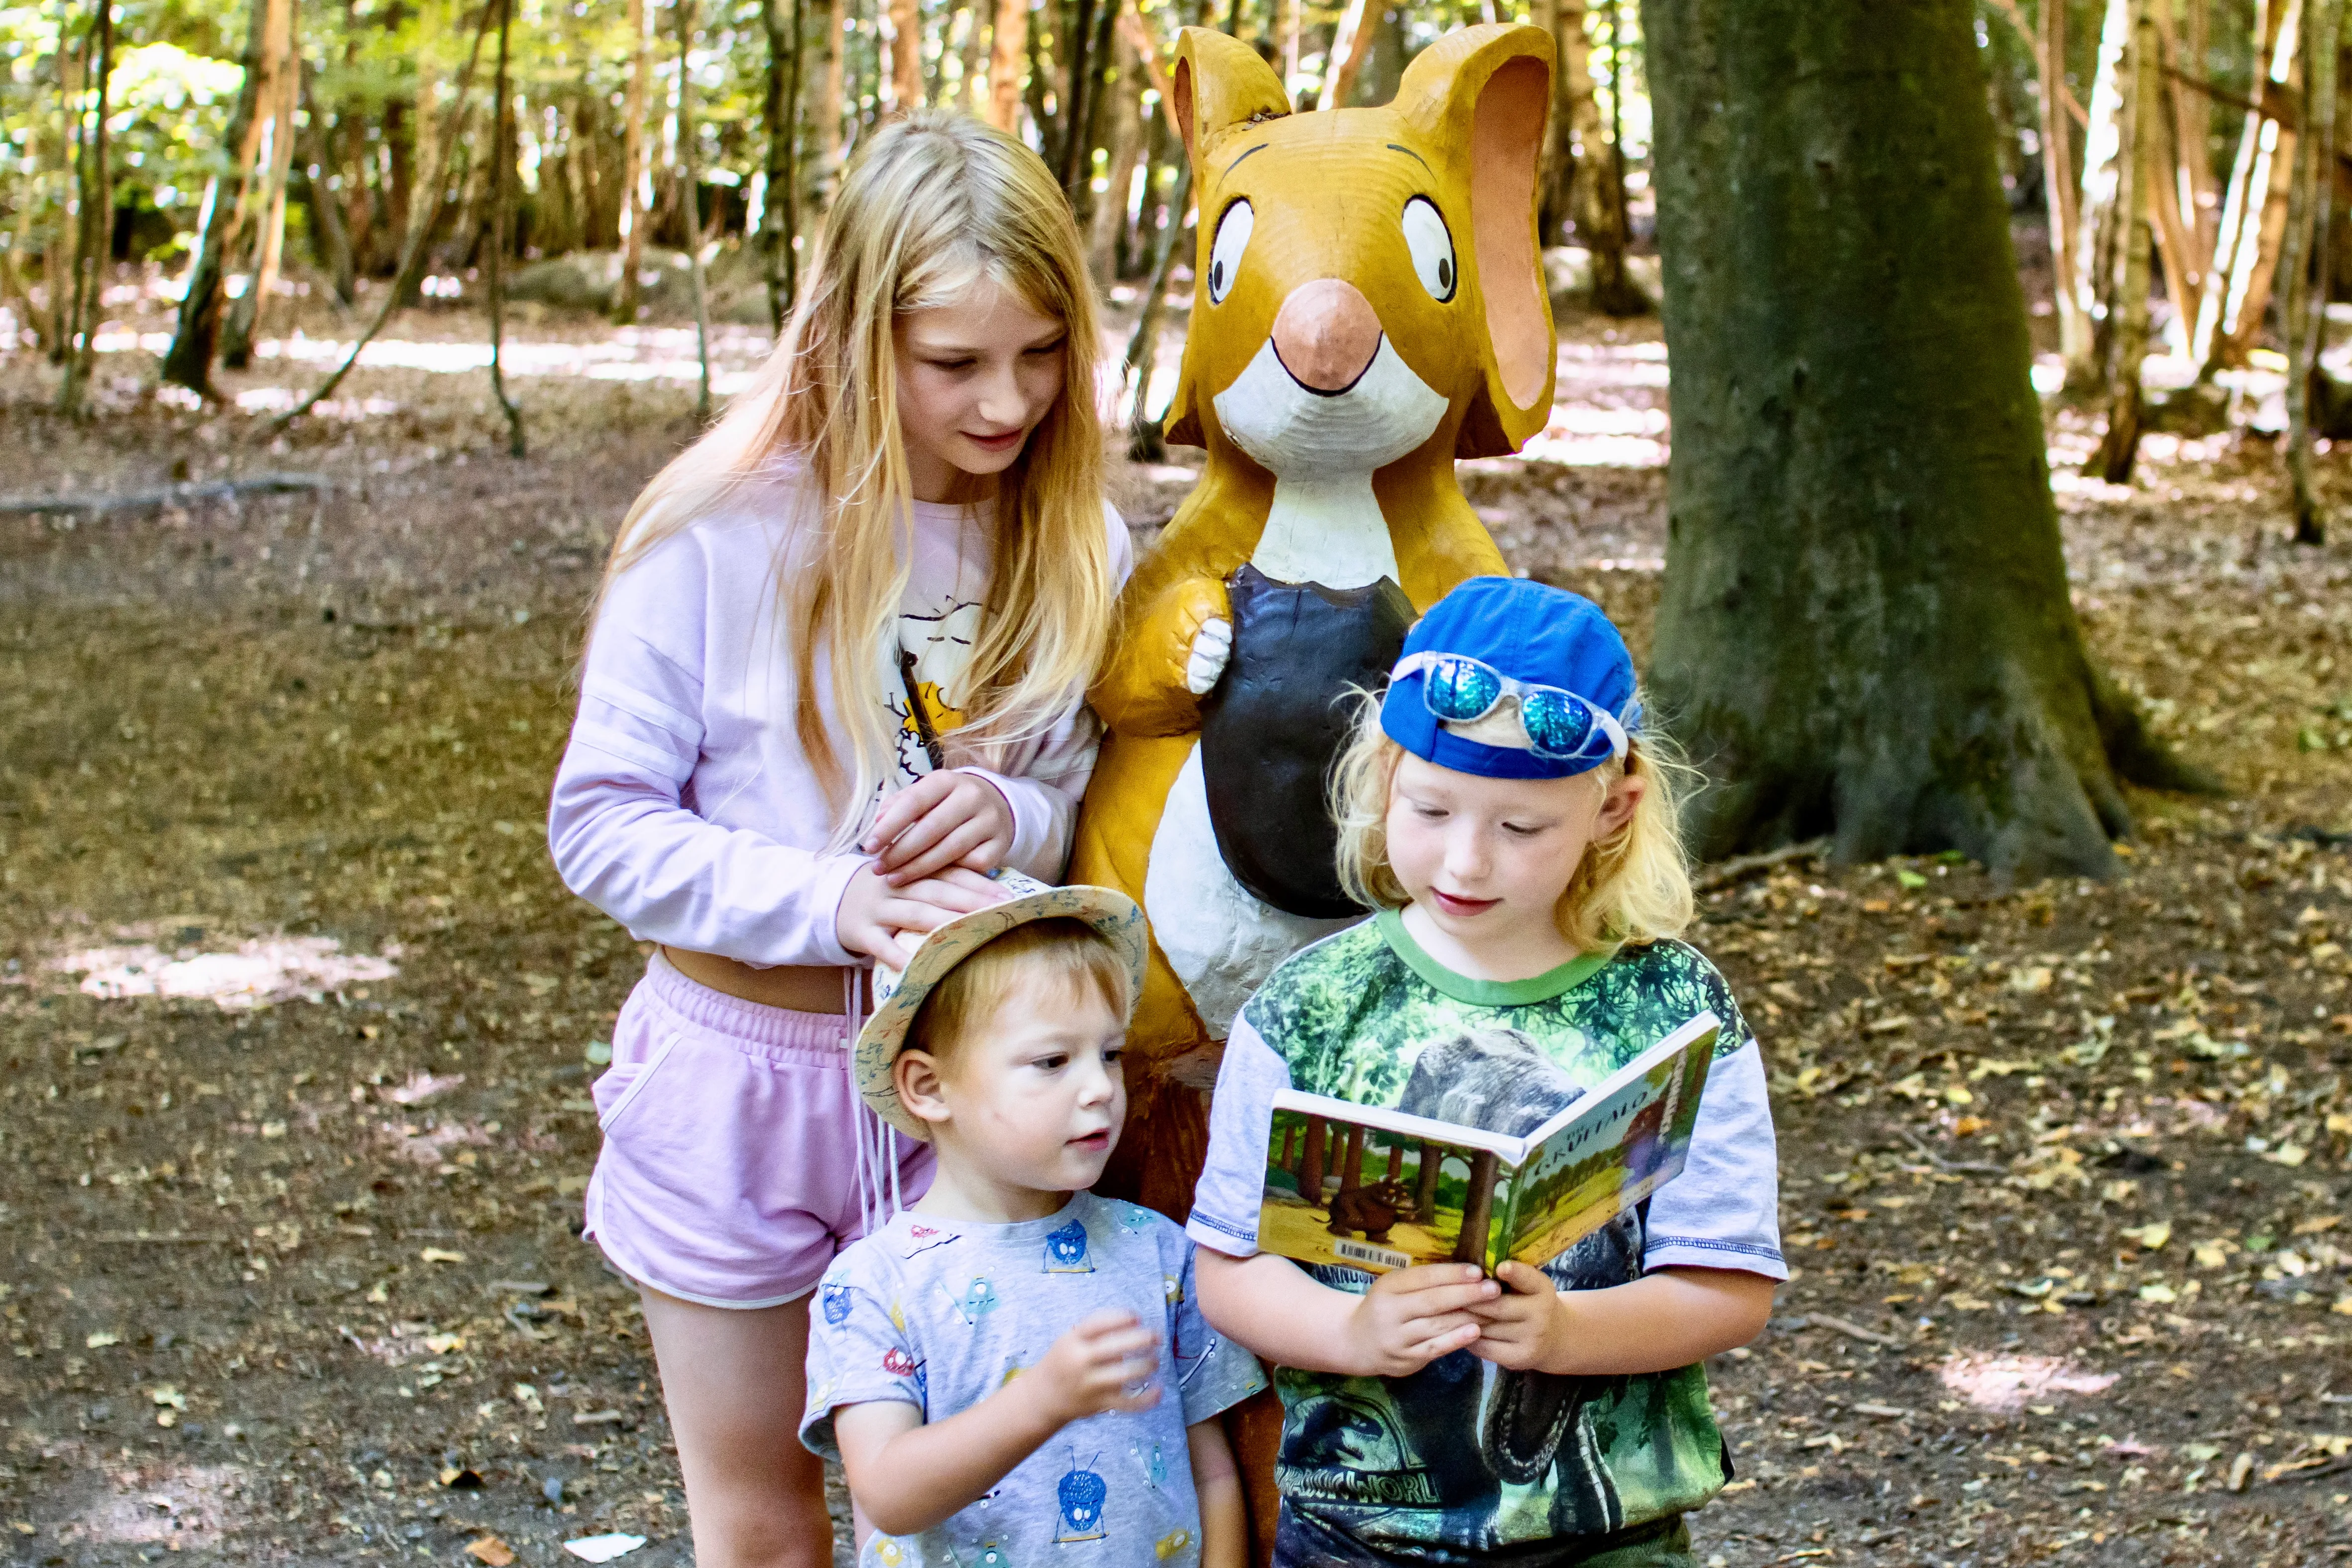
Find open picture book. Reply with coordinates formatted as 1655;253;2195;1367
1255;1012;1720;1274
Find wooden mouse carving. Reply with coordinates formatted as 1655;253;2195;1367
1073;23;1558;1220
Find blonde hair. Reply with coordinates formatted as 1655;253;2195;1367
1330;691;1698;953
908;918;1135;1064
595;110;1114;850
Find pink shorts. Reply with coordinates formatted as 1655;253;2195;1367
583;954;934;1308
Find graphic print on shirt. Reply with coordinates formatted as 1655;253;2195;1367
821;1280;854;1327
1132;1438;1168;1490
879;1343;929;1402
1054;1451;1109;1543
946;1275;1002;1325
973;1542;1012;1568
1152;1528;1194;1562
886;596;982;781
901;1221;959;1259
1042;1219;1094;1274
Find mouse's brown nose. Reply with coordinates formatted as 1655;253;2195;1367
1270;278;1383;393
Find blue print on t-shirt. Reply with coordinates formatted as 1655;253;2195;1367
1055;1451;1108;1542
1043;1219;1093;1274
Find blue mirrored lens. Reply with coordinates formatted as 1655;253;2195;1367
1519;691;1603;759
1424;656;1501;722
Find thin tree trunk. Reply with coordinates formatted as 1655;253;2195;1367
1534;0;1594;247
1056;0;1099;193
2195;0;2299;368
955;0;988;108
1453;1151;1498;1265
676;0;713;422
2073;0;2138;390
223;0;301;369
889;0;923;109
301;69;357;305
1316;0;1375;110
823;0;851;180
984;0;1025;126
486;0;524;456
1271;0;1299;103
274;1;493;427
762;0;801;333
2094;0;2157;482
1122;160;1189;459
615;0;654;324
57;0;115;418
1298;1114;1326;1201
161;0;272;396
2040;0;2092;371
1643;0;2210;880
48;23;87;365
2288;0;2342;543
1087;24;1144;283
1584;0;1646;314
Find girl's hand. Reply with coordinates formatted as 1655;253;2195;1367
1342;1264;1495;1376
862;770;1017;885
1466;1260;1574;1373
836;863;1008;969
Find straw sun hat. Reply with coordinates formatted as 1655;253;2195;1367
851;869;1148;1140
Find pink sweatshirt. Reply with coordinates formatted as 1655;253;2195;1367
548;473;1134;969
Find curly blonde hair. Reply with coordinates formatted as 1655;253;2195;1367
1329;690;1698;953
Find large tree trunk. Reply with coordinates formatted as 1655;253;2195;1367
161;0;272;396
1643;0;2209;881
2091;0;2156;482
223;0;301;370
614;0;654;324
2287;0;2343;544
56;0;115;418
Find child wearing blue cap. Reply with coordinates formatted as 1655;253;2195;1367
1185;578;1785;1566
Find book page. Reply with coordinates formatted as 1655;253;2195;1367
1502;1033;1714;1267
1259;1106;1518;1274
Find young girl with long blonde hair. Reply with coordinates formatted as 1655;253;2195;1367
548;111;1131;1568
1184;577;1784;1567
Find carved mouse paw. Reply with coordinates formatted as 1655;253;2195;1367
1183;617;1233;696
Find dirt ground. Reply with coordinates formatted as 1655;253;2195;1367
2;280;2350;1568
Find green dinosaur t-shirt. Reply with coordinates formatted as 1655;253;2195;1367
1188;912;1785;1562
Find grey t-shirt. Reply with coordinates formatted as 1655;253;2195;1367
802;1191;1267;1568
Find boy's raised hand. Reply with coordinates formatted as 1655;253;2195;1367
1344;1264;1496;1377
1026;1309;1163;1427
1465;1259;1572;1373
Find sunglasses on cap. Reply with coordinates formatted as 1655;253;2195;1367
1391;651;1632;765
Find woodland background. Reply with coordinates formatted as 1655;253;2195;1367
3;0;2352;1566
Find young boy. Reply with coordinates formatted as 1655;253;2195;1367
802;874;1264;1568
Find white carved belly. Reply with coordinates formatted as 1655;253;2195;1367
1143;742;1361;1040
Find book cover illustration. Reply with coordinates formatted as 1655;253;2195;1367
1256;1012;1719;1274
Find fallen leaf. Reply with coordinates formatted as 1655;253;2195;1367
1936;1353;2118;1413
466;1540;517;1567
381;1071;466;1106
2121;1221;2172;1251
420;1247;467;1264
84;1330;120;1348
563;1535;648;1563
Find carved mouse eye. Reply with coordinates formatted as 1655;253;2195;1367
1402;196;1457;302
1207;199;1254;305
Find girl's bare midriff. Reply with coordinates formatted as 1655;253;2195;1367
660;948;861;1016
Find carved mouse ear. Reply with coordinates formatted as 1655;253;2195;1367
1171;26;1292;164
1394;23;1557;456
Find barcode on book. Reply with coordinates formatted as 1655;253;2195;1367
1333;1239;1411;1270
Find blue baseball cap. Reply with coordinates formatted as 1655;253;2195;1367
1379;577;1641;781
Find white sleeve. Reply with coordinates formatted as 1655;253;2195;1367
546;538;867;968
1184;1011;1293;1258
1641;1040;1788;1281
964;503;1139;882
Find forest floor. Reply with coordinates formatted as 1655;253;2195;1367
0;278;2350;1568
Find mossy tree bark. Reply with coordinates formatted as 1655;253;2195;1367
1642;0;2210;882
